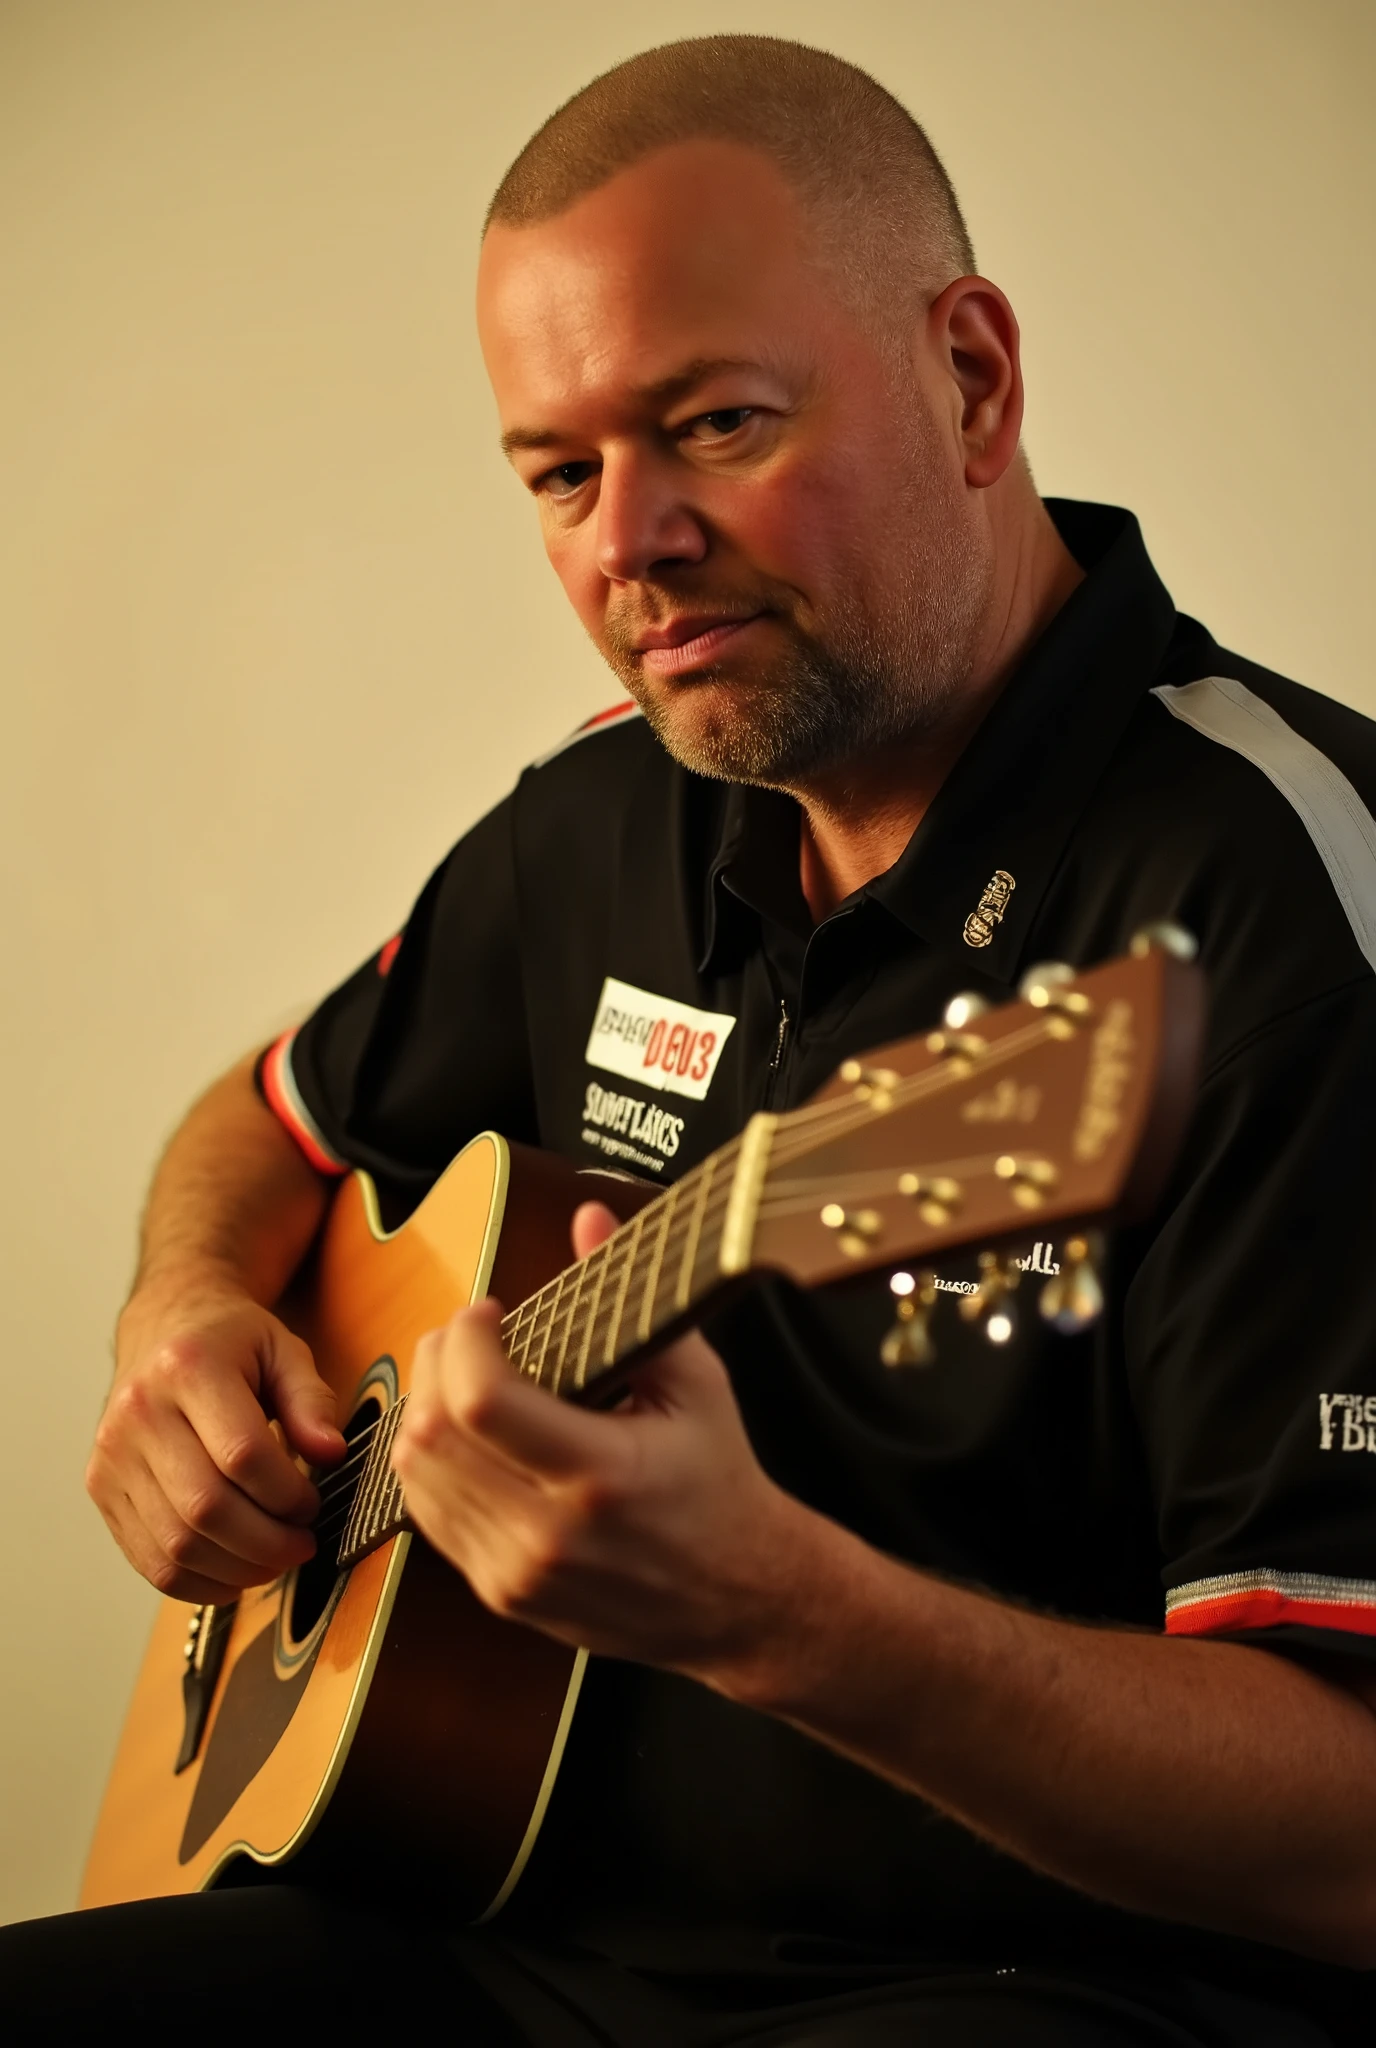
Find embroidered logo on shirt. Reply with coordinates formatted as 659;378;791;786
581;1084;684;1173
1318;1394;1376;1452
584;976;737;1102
963;869;1015;948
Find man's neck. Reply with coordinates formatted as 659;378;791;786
797;491;1084;921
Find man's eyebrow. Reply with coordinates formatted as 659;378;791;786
498;358;762;457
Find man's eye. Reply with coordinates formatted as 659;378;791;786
687;408;754;440
538;462;595;498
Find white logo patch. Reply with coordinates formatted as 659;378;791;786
1319;1394;1376;1452
933;1242;1060;1296
585;976;736;1102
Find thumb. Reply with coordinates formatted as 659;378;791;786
571;1199;621;1260
261;1323;345;1466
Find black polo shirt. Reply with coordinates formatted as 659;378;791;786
262;501;1376;2021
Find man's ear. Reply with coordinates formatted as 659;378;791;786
927;275;1025;490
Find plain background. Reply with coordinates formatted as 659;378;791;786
2;0;1372;1927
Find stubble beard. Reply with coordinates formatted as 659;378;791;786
600;415;994;794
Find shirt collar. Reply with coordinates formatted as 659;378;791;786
698;500;1178;984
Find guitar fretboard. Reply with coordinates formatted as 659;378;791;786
331;1134;747;1569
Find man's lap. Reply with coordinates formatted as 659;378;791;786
0;1886;1335;2047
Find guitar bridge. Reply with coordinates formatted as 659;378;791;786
175;1601;236;1774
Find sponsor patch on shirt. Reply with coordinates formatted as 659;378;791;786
581;1083;684;1174
1318;1394;1376;1452
584;975;736;1102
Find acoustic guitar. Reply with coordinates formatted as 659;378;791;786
82;938;1202;1917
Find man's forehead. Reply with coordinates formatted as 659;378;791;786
477;147;840;429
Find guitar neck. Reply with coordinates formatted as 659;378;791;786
499;1123;764;1396
328;940;1198;1572
333;1121;767;1568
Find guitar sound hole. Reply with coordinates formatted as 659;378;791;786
283;1392;384;1650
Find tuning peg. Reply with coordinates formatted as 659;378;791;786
897;1172;963;1225
1129;921;1198;962
838;1060;900;1109
1039;1234;1105;1333
880;1270;938;1368
820;1203;885;1259
958;1249;1022;1344
925;1027;986;1062
942;991;990;1030
993;1153;1059;1210
1017;961;1093;1032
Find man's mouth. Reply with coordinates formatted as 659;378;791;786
632;613;765;678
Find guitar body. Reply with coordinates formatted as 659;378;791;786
81;1134;645;1917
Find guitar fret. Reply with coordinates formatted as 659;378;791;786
359;1406;397;1544
506;1299;538;1377
334;1396;414;1566
342;1406;388;1561
690;1181;731;1302
571;1238;612;1393
503;1289;553;1379
552;1254;594;1396
373;1407;406;1541
534;1269;567;1389
586;1237;631;1380
636;1186;678;1341
676;1153;715;1308
602;1209;647;1368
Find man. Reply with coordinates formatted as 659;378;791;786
7;35;1376;2047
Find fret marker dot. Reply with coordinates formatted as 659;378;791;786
889;1271;916;1297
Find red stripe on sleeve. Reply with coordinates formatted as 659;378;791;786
260;1031;348;1177
1166;1588;1376;1639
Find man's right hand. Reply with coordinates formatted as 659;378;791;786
88;1266;346;1605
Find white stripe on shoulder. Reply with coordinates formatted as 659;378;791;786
1153;675;1376;973
531;700;644;770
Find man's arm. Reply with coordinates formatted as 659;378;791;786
87;1053;344;1604
393;1206;1376;1973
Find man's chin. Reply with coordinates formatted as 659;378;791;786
626;673;810;786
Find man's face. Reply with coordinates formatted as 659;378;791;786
478;140;992;788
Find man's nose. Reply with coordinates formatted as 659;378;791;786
595;449;708;583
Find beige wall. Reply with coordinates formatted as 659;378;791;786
1;0;1371;1925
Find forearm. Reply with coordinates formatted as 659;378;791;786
712;1504;1376;1967
131;1050;329;1307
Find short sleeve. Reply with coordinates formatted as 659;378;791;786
258;792;537;1221
1125;974;1376;1659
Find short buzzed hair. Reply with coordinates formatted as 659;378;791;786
487;36;976;321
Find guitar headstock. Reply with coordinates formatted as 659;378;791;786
744;935;1203;1303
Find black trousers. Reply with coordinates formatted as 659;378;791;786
0;1887;1337;2047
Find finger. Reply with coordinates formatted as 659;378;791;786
616;1327;734;1413
100;1481;261;1606
394;1408;541;1547
393;1408;565;1608
123;1447;313;1590
571;1200;621;1260
151;1413;320;1574
177;1367;322;1524
425;1302;629;1482
258;1324;345;1468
